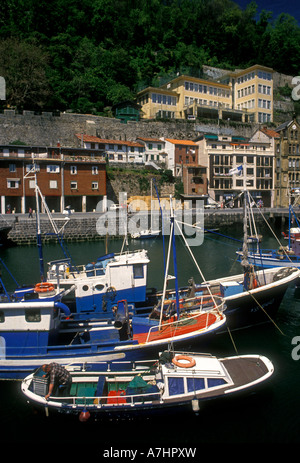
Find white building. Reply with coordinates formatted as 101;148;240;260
75;134;145;164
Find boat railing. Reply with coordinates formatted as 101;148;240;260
44;390;162;408
145;303;224;343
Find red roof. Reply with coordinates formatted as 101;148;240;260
165;138;197;146
260;127;280;139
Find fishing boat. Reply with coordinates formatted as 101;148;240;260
46;249;150;318
282;227;300;240
154;187;300;331
0;198;226;380
236;195;300;269
24;165;151;318
131;228;160;239
0;280;225;380
21;350;274;420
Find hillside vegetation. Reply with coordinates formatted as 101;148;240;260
0;0;299;113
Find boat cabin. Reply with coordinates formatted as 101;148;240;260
47;250;150;316
160;354;233;400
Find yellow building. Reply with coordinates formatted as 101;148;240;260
228;65;274;123
136;64;274;124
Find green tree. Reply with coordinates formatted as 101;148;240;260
0;38;50;109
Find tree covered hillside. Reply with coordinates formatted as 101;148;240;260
0;0;299;113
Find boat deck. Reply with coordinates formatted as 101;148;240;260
222;356;269;388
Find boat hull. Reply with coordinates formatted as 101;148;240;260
0;311;226;380
21;354;274;419
201;267;300;331
236;250;300;269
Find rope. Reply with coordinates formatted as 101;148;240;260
226;326;238;355
248;290;285;335
248;192;294;263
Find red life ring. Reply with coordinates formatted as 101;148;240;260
172;355;196;368
35;282;55;293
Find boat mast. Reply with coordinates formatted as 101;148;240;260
34;166;45;281
241;163;249;271
159;196;180;327
170;196;180;318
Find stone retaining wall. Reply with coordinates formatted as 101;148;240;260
0;110;258;147
6;209;285;245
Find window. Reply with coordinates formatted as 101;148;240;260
7;179;20;189
70;165;77;175
207;378;226;388
91;182;98;190
47;165;60;173
49;180;57;189
168;377;184;396
25;309;41;323
9;164;16;172
133;264;144;279
29;180;35;189
92;166;98;175
187;377;205;392
26;164;40;172
70;181;77;189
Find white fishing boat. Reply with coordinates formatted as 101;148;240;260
21;350;274;420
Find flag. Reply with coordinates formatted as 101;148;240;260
229;165;243;176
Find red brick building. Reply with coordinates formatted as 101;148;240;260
0;145;106;214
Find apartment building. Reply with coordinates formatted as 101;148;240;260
135;137;167;165
163;138;198;175
196;129;276;207
75;134;145;164
136;64;274;124
274;117;300;207
227;65;274;123
0;145;106;214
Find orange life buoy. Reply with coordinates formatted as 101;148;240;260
34;282;55;293
172;355;196;368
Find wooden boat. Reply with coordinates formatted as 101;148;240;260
21;350;274;420
0;197;226;380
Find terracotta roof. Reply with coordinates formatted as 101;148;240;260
75;134;143;147
260;127;280;139
165;138;198;146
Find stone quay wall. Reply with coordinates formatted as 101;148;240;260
5;208;287;246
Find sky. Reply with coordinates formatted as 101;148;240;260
234;0;300;23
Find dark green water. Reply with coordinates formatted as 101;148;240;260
1;221;300;453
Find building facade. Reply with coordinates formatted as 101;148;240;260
0;145;106;214
135;137;167;166
76;134;145;164
163;138;199;176
274;118;300;207
196;129;275;207
136;64;274;124
226;65;274;124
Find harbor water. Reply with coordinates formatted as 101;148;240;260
1;220;300;454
